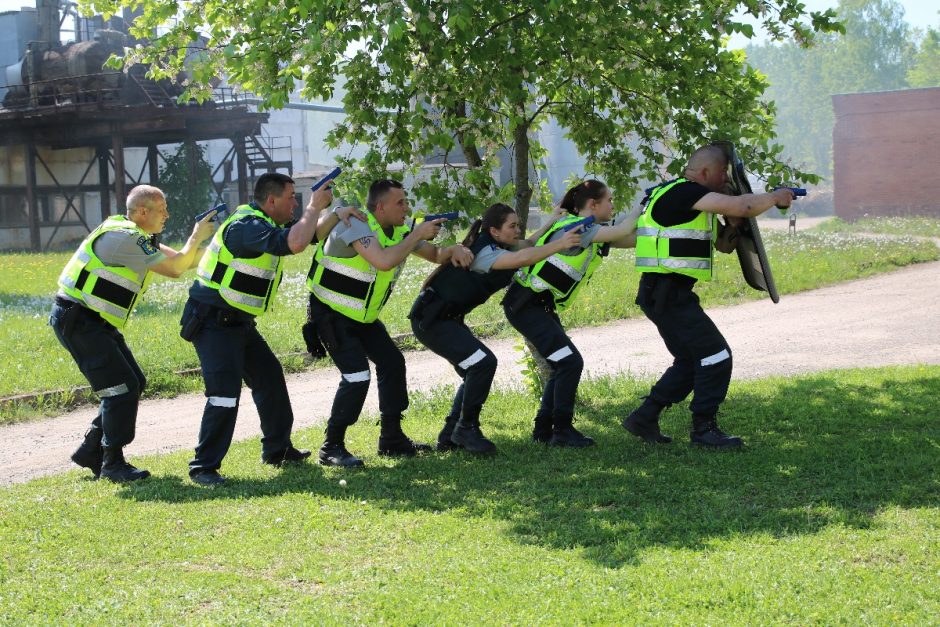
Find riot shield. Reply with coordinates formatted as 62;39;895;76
711;142;780;304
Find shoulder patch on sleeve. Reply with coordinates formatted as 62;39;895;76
136;235;159;255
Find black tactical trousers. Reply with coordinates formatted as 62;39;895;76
310;298;408;429
185;299;294;476
49;299;145;449
411;317;498;424
636;273;732;418
503;300;584;419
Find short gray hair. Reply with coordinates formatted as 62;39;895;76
126;185;165;215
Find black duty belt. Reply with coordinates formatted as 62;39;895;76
193;301;255;326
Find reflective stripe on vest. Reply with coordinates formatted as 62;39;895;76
56;215;152;329
307;211;409;323
513;214;603;311
196;205;283;316
635;178;716;281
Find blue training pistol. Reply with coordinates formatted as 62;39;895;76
311;167;341;192
775;187;807;197
562;215;595;232
424;211;459;221
196;203;229;222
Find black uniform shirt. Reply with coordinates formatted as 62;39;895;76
650;181;711;227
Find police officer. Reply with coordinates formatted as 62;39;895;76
307;178;474;467
623;145;794;448
51;185;216;482
182;173;340;485
409;203;582;454
502;180;640;447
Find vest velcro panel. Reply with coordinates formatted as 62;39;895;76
669;239;711;258
210;262;228;285
319;265;372;301
535;259;578;295
90;276;136;309
229;271;271;298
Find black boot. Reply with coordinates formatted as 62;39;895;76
100;447;150;482
436;416;461;452
450;414;497;455
377;414;432;457
622;396;672;444
71;426;104;477
531;413;553;443
690;415;744;449
318;425;364;467
262;445;312;467
549;414;595;448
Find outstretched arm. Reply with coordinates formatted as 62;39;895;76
149;214;216;278
490;229;582;270
351;219;444;271
693;188;793;218
519;205;567;248
412;241;474;267
286;187;333;254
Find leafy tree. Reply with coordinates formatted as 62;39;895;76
908;26;940;87
84;0;840;225
745;0;915;177
158;142;214;241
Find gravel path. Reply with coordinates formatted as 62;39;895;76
3;226;938;486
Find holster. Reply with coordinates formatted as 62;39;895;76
409;288;449;331
502;282;537;315
311;305;340;355
179;302;211;342
640;274;693;314
302;303;327;359
57;301;82;338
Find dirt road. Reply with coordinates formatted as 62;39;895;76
3;250;938;486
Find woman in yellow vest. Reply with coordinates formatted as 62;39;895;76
409;203;582;455
624;145;793;448
51;185;216;482
502;180;640;447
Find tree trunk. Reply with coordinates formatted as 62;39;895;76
447;101;484;170
512;120;532;232
510;118;550;389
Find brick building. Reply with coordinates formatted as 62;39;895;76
832;87;940;221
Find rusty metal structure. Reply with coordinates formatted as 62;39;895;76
0;0;292;251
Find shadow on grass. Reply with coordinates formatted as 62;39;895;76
119;369;940;567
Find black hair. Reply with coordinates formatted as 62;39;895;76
366;179;405;212
253;173;295;205
559;179;608;215
461;203;515;248
421;203;515;291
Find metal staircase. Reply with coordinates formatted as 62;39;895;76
127;65;176;107
243;134;293;174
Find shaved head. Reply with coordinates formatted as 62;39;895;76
684;145;730;192
686;145;727;173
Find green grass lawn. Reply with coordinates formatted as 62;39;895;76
1;366;937;623
814;215;940;238
1;222;938;421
